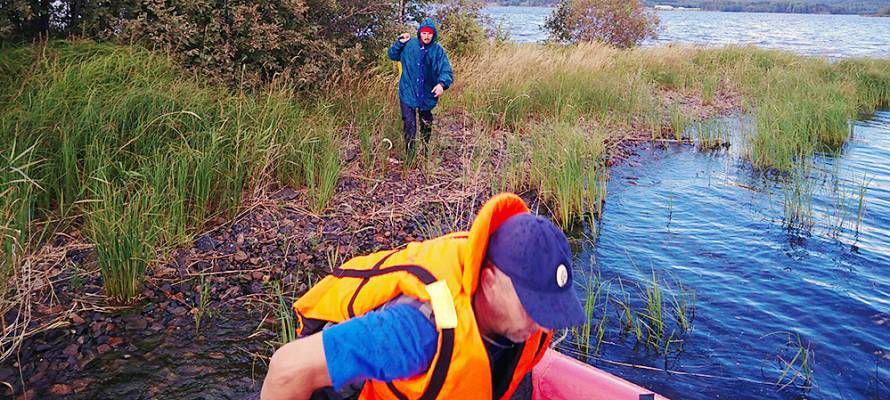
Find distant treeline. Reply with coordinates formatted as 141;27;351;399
489;0;888;14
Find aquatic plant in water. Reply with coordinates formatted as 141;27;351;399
570;269;696;360
763;331;815;392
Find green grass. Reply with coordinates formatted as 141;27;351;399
457;43;656;131
575;273;610;358
1;139;40;287
694;119;731;151
3;38;890;318
193;274;211;334
1;41;345;304
782;163;817;231
273;281;298;346
520;120;608;228
765;331;815;391
457;43;890;172
570;269;696;359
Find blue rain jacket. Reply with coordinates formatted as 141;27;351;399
388;19;454;111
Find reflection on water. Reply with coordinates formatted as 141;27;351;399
483;6;890;59
565;112;890;399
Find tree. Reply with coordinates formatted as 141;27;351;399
545;0;659;48
434;0;487;57
1;1;433;86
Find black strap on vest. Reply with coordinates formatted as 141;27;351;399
334;261;454;400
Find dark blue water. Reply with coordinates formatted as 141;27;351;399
483;6;890;59
563;112;890;399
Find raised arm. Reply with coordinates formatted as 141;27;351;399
388;33;411;61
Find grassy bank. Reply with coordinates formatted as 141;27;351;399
0;42;346;304
453;43;890;171
2;40;890;362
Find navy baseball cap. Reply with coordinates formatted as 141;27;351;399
486;214;585;330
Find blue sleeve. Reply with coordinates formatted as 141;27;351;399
322;303;439;391
435;48;453;90
388;40;406;61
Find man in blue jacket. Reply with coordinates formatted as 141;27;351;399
388;18;454;160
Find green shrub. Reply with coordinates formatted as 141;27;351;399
434;0;487;58
545;0;659;48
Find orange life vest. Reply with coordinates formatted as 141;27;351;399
294;193;553;400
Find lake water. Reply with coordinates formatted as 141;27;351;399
557;112;890;399
483;7;890;397
483;6;890;59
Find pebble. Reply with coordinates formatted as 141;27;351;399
62;343;79;357
125;316;149;331
194;235;217;252
76;352;96;370
70;313;86;325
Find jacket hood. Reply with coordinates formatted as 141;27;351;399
462;193;530;294
417;18;439;44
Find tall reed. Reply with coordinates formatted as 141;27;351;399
527;120;608;228
1;41;344;304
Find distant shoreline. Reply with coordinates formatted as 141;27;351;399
488;1;886;16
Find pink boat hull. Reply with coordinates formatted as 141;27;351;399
532;349;669;400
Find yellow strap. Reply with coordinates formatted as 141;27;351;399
425;280;458;329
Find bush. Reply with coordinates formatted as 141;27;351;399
545;0;659;48
1;1;432;87
434;0;487;58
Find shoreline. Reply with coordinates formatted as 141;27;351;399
2;40;888;398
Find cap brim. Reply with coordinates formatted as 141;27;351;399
513;280;586;330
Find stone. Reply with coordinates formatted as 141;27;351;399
89;321;105;335
70;313;86;325
62;343;79;357
155;267;178;279
77;352;96;370
49;384;72;396
124;316;148;331
70;378;95;392
194;235;217;252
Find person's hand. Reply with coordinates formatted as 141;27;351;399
398;33;411;43
432;83;444;98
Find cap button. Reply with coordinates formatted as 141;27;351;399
556;264;568;288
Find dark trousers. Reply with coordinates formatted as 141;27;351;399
400;102;433;152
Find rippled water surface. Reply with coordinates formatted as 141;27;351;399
484;6;890;59
561;112;890;399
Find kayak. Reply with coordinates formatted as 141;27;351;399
532;349;669;400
